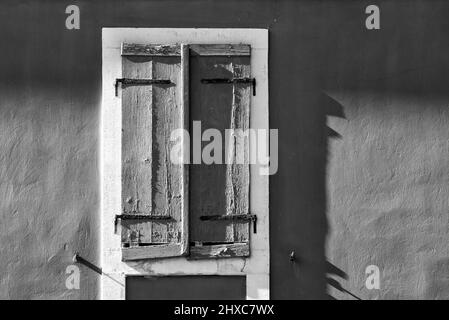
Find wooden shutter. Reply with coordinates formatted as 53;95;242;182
189;44;252;259
120;43;189;261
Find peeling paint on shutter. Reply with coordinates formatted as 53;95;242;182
189;45;251;259
120;43;189;261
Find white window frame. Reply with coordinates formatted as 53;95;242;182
101;28;269;300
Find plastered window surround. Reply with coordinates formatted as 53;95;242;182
101;28;269;300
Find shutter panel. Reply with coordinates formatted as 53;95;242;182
189;44;252;259
120;43;189;261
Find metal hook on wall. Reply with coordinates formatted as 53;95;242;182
290;250;296;262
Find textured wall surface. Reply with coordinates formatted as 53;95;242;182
0;1;101;299
0;0;447;299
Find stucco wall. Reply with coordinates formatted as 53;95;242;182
0;0;447;299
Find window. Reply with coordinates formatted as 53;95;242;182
101;28;269;300
118;43;253;260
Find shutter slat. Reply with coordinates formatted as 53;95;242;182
190;44;250;56
189;243;250;260
122;43;181;56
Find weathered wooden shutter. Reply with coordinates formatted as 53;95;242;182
189;44;252;259
119;43;189;261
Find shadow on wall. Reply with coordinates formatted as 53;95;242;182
272;91;346;299
269;0;448;299
326;261;361;300
283;93;363;300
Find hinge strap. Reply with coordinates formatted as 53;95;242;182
115;78;172;96
199;214;258;233
200;77;256;96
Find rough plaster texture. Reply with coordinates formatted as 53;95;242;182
0;0;448;299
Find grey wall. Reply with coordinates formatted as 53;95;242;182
0;0;447;299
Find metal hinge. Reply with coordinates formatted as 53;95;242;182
114;214;173;233
199;214;258;233
114;78;172;96
200;77;256;96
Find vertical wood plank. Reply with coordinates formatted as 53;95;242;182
154;55;183;245
190;56;233;243
122;57;153;215
122;57;153;245
150;56;181;244
229;58;250;243
121;56;154;245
